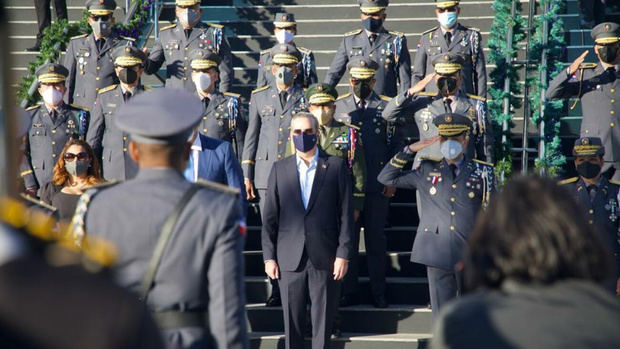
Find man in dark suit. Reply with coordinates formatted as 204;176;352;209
262;112;353;349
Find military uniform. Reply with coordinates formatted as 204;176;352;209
377;113;495;318
324;0;411;97
546;23;620;178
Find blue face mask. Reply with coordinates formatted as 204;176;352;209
440;139;463;160
437;11;458;29
292;133;317;153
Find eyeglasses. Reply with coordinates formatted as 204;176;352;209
292;128;315;135
64;152;89;162
437;6;457;13
90;14;111;21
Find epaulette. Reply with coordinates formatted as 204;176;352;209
609;179;620;186
558;177;578;185
207;23;224;29
160;24;176;31
252;85;270;94
342;121;360;130
379;95;392;102
578;63;597;70
337;92;352;100
469;27;481;32
25;104;41;112
70;104;89;111
422;26;438;35
418;91;438;97
98;84;118;94
466;93;486;102
344;29;363;36
196;179;240;195
223;91;241;98
70;33;88;40
143;85;152;91
389;30;404;37
260;49;270;55
120;36;136;41
421;156;442;162
19;193;57;213
298;46;311;54
473;159;494;167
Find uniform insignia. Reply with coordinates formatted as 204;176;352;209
417;91;439;97
558;177;578;185
422;26;438;35
379;95;392;102
609;179;620;185
160;24;176;31
466;93;486;101
98;84;118;94
429;186;437;195
336;92;352;101
207;23;224;29
298;46;311;54
70;104;89;111
251;85;270;94
223;91;241;98
473;159;494;167
578;63;597;70
389;30;404;37
25;104;41;111
468;191;475;199
344;29;363;36
70;33;88;40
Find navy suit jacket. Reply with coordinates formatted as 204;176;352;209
261;151;353;271
184;134;247;216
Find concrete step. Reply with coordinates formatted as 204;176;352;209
248;332;431;349
245;276;429;305
247;303;433;333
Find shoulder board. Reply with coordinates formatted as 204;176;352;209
558;177;578;185
160;24;176;31
70;33;88;40
120;36;136;41
342;121;360;130
196;179;240;195
337;92;352;101
251;85;270;94
421;156;442;162
418;91;438;97
223;91;241;98
70;104;89;111
579;63;597;70
298;46;311;54
379;95;392;102
98;84;118;94
609;179;620;186
422;26;438;35
344;29;363;36
466;94;486;102
260;49;270;55
473;159;494;167
25;104;41;112
207;23;224;29
389;30;404;37
468;27;481;32
143;85;152;91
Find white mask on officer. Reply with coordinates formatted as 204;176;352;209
275;30;295;44
440;139;463;160
178;8;200;28
42;87;63;106
193;72;212;92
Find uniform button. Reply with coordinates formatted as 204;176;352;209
183;77;187;81
612;88;616;93
51;130;56;134
612;99;616;103
452;184;457;189
611;122;615;128
450;225;455;231
183;67;188;71
203;116;207;120
278;141;282;145
611;110;616;115
185;47;188;51
359;122;363;125
588;209;594;214
95;77;100;81
184;57;188;61
96;66;101;70
424;228;428;232
123;148;127;152
51;141;56;145
450;211;456;216
123;136;127;141
280;115;284;119
450;197;456;202
588;220;593;224
278;154;282;159
279;128;283;132
52;154;56;158
203;128;208;133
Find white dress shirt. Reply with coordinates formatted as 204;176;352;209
296;150;319;209
189;134;203;182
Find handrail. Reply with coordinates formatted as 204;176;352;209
519;0;537;174
500;0;517;182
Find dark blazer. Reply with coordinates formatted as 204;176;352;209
261;151;353;272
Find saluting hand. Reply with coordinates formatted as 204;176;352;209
265;260;280;280
407;135;441;153
407;73;436;96
568;50;589;75
333;258;348;281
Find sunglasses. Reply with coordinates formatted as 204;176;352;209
292;128;315;135
64;152;89;162
437;6;457;13
90;14;111;21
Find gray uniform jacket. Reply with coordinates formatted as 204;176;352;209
325;28;412;97
412;24;487;97
546;64;620;164
21;103;87;190
378;152;495;270
84;168;248;349
335;92;397;193
195;90;247;157
383;90;494;166
241;84;306;189
146;22;233;92
86;84;146;182
64;32;133;107
256;43;317;89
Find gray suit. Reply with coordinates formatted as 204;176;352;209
256;44;317;89
325;28;411;97
21;103;87;190
195;90;247;158
546;64;620;176
84;168;248;349
64;32;133;107
146;22;233;92
86;84;145;181
412;24;487;97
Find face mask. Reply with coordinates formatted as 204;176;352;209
192;72;212;92
362;17;383;33
437;11;458;29
275;30;295;44
576;161;602;179
597;45;619;64
437;76;458;96
65;160;89;177
92;19;112;37
310;107;334;126
440;139;463;160
42;87;63;106
275;66;295;86
179;8;199;27
353;80;373;99
292;133;317;153
118;68;138;84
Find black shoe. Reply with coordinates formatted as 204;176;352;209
265;294;281;307
372;294;388;308
339;294;359;307
26;44;41;52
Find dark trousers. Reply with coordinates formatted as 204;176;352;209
34;0;68;43
279;254;340;349
427;266;459;320
342;192;388;297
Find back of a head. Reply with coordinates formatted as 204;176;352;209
464;175;611;290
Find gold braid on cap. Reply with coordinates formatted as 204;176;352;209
436;1;459;8
38;73;66;83
350;67;376;79
190;59;219;70
114;56;143;67
309;93;336;105
596;37;620;44
434;63;462;74
573;144;602;155
437;124;470;136
272;53;299;65
360;6;386;13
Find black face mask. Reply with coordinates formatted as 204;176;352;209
362;17;383;33
576;161;602;179
353;80;373;100
118;67;138;84
437;76;458;96
597;45;619;64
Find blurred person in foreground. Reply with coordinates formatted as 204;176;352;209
431;176;620;349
